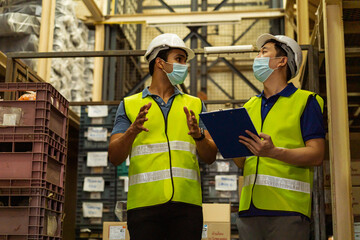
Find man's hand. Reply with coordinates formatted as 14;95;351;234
238;130;276;157
129;102;152;135
184;106;201;138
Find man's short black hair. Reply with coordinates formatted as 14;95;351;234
149;49;170;76
263;39;292;81
148;48;188;76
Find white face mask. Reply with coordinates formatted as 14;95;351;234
252;57;281;83
162;59;189;85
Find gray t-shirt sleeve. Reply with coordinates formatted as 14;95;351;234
111;101;131;135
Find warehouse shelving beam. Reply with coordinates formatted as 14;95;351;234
343;1;360;9
0;52;6;76
6;43;313;102
200;0;208;95
37;0;56;83
284;0;296;37
322;0;354;239
93;0;108;101
82;0;104;22
189;0;198;96
291;0;310;89
158;0;175;12
99;9;284;25
213;0;229;11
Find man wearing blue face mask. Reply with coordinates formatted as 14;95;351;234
234;34;325;240
109;33;217;240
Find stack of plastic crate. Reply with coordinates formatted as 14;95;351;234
76;105;119;239
200;152;242;236
0;82;69;240
116;157;129;203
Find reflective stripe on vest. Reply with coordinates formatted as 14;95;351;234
131;141;196;157
244;174;311;194
129;167;200;186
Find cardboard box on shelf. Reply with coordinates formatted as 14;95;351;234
324;160;360;186
355;222;360;240
103;222;130;240
353;187;360;215
351;161;360;186
355;222;360;232
202;203;231;240
325;187;360;215
324;187;332;215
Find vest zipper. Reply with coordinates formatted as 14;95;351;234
154;98;175;202
250;104;266;207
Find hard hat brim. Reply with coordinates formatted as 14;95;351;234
179;46;195;62
144;33;195;63
256;33;282;49
146;46;195;63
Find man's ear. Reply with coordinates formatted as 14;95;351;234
155;57;164;70
278;56;288;68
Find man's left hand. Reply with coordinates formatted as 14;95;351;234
239;130;276;157
184;106;201;138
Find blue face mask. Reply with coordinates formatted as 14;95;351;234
252;57;279;83
162;60;189;85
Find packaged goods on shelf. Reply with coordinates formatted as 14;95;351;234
0;0;41;6
0;12;40;36
0;0;94;109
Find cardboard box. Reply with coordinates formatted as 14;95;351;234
326;187;360;215
355;222;360;240
324;187;332;215
324;161;360;186
103;206;230;240
103;222;130;240
202;203;231;240
353;187;360;215
351;162;360;186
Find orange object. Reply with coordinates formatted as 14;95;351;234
18;92;36;101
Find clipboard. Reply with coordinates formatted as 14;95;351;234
199;108;258;158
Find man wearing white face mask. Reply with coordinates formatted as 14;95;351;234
109;33;217;240
234;34;325;240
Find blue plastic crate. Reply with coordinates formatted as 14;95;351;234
204;159;240;175
80;105;118;126
77;176;117;200
78;127;112;151
116;161;129;177
116;177;128;201
75;227;103;240
201;175;239;203
77;153;116;176
76;200;116;226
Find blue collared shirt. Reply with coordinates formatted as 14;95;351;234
239;83;325;218
111;87;207;135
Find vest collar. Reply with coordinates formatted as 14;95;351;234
142;86;184;99
257;82;298;99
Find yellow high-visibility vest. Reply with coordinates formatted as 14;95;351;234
124;92;203;210
239;89;324;218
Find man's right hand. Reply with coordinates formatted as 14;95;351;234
129;102;152;135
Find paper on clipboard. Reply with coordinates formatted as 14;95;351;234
199;107;258;158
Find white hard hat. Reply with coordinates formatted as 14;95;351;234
256;33;303;79
144;33;195;63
